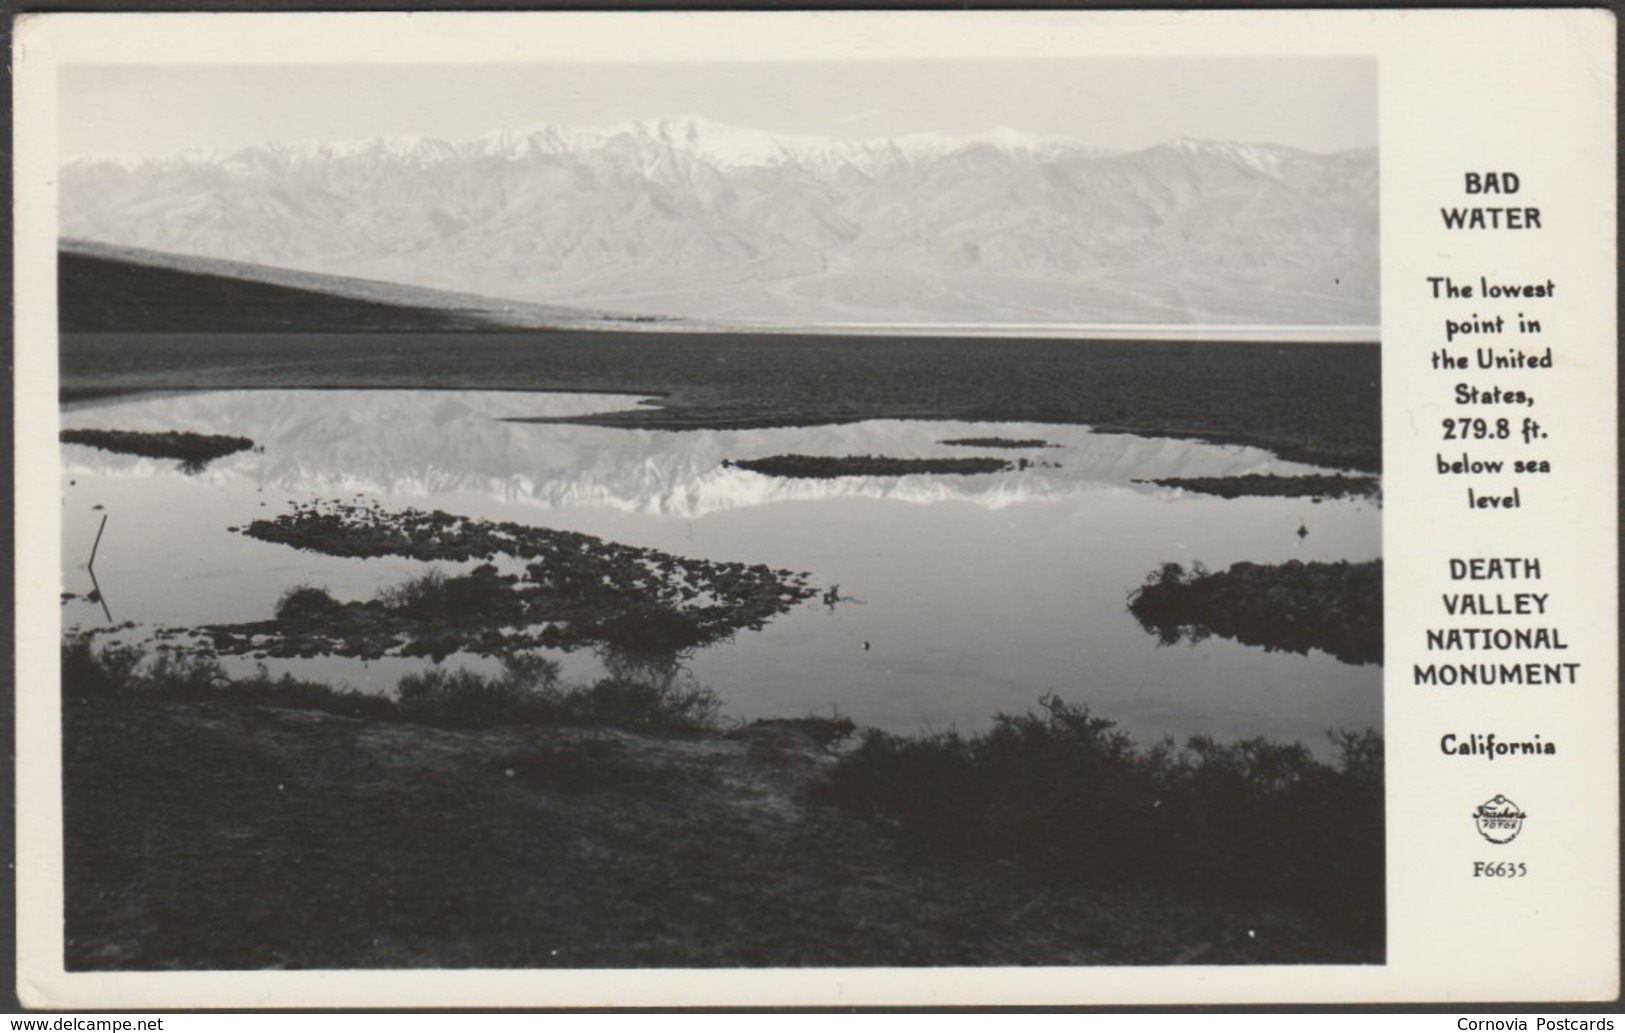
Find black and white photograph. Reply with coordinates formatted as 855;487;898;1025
49;46;1385;975
18;7;1617;1011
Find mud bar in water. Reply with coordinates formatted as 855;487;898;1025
61;428;256;473
1137;473;1381;501
182;501;820;661
727;454;1015;479
1127;559;1383;666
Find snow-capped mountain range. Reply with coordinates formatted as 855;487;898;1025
61;115;1378;327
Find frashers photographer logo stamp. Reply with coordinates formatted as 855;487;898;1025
1473;795;1527;844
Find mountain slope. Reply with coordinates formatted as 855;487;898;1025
62;118;1378;327
58;240;658;332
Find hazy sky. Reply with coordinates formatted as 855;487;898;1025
59;58;1374;161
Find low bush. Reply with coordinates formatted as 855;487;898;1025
230;667;397;719
561;677;722;737
63;637;724;737
390;653;720;735
395;656;561;728
274;585;343;623
62;636;394;718
375;568;460;619
62;635;144;700
815;695;1383;948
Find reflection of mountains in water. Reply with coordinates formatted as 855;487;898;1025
61;390;1335;516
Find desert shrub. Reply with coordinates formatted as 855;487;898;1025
62;638;226;700
64;632;723;737
560;676;722;737
228;665;397;719
816;728;981;853
815;695;1383;946
137;650;230;696
1329;727;1383;786
390;646;721;734
374;566;526;631
1150;561;1187;587
274;585;343;624
60;636;397;718
499;652;564;691
394;655;563;728
61;635;144;700
374;569;450;618
391;653;720;736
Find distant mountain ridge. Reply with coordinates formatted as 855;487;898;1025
61;116;1378;327
71;116;1112;175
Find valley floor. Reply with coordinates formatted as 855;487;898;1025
60;332;1382;471
64;693;1375;971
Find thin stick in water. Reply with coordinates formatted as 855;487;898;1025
87;565;112;625
87;513;107;570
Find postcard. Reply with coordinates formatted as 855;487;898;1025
12;8;1617;1008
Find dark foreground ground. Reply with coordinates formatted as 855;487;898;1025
65;691;1379;970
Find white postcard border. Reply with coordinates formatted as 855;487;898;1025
13;8;1619;1008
